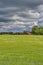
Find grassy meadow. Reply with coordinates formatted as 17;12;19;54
0;35;43;65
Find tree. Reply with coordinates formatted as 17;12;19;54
32;26;39;35
39;27;43;35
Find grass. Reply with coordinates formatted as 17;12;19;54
0;35;43;65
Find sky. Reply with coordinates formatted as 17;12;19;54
0;0;43;32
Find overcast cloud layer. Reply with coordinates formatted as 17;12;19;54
0;0;43;32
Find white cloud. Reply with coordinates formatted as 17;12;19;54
9;9;40;23
0;8;39;31
27;10;40;18
0;21;26;30
0;7;19;11
37;4;43;12
10;15;29;21
37;4;43;21
0;4;43;32
14;21;24;24
17;9;40;19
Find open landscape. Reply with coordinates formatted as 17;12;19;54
0;35;43;65
0;0;43;65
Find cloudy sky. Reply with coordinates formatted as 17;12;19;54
0;0;43;32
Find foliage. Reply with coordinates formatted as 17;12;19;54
32;26;43;35
39;27;43;35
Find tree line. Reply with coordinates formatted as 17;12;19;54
0;31;31;35
0;26;43;35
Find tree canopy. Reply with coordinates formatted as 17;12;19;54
32;26;43;35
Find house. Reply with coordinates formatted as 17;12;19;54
23;31;32;35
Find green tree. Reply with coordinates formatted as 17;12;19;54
39;27;43;35
32;26;39;35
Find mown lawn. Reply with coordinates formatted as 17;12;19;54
0;35;43;65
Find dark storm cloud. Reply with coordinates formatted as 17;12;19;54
0;17;15;22
0;0;43;32
0;0;43;8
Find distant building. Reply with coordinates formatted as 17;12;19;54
23;31;32;35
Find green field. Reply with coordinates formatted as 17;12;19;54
0;35;43;65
